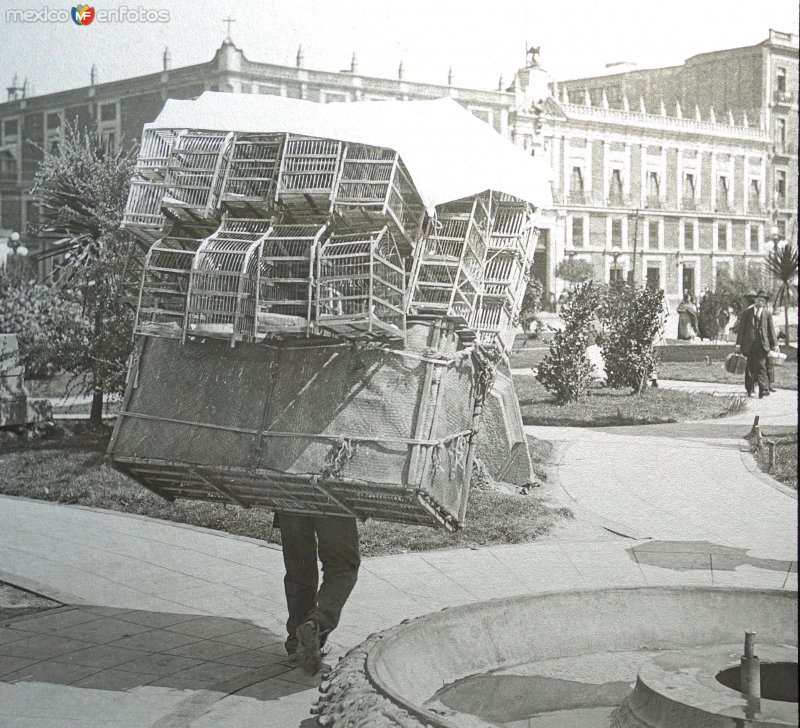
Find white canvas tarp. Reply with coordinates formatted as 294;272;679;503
145;93;553;214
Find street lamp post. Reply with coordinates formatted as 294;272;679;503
769;225;785;251
1;231;28;270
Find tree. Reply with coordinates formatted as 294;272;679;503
31;123;140;424
555;258;594;286
600;285;666;392
767;243;798;345
536;282;602;403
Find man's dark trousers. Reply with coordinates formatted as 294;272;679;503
279;512;360;653
745;346;769;395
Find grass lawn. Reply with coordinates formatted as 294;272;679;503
753;430;798;489
0;423;570;558
657;360;798;391
515;375;745;427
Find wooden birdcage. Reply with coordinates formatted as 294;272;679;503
332;143;424;249
406;195;489;324
276;136;343;222
218;133;284;215
316;227;405;339
184;218;270;344
483;250;526;307
136;128;180;180
488;196;535;260
257;224;327;337
134;226;211;338
472;297;516;353
162;131;233;221
122;179;169;242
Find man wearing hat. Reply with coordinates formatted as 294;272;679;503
736;289;778;398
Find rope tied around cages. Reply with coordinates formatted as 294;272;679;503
323;437;357;478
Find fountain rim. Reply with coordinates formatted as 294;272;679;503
362;585;798;728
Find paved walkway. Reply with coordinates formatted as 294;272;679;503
0;383;796;727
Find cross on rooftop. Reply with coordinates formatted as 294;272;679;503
223;16;235;41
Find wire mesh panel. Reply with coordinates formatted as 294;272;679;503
333;145;424;247
163;131;233;220
406;195;488;323
257;224;326;337
218;133;284;214
185;218;269;343
122;180;168;241
276;136;342;221
135;227;209;338
317;227;405;338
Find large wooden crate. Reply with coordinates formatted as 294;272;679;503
108;321;482;529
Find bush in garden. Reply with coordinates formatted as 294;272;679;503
697;289;724;340
600;285;666;393
536;282;601;403
0;267;85;380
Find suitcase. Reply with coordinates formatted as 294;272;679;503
767;350;787;367
725;352;748;375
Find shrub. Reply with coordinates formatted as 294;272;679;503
697;289;723;340
600;285;666;392
0;269;85;379
536;282;601;403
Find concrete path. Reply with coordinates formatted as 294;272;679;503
525;387;797;557
0;383;796;727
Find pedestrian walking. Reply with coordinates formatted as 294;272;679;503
275;511;361;674
736;289;778;399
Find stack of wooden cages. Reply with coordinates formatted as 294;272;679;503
125;128;538;350
471;196;539;352
406;194;490;325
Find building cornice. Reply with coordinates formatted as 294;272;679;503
555;103;771;143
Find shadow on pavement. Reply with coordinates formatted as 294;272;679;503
629;540;797;573
0;605;317;699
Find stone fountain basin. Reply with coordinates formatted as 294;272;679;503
318;586;798;728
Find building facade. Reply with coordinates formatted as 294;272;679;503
1;31;796;312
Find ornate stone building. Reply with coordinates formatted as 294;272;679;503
1;30;796;312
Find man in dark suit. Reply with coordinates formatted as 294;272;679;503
736;289;778;398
